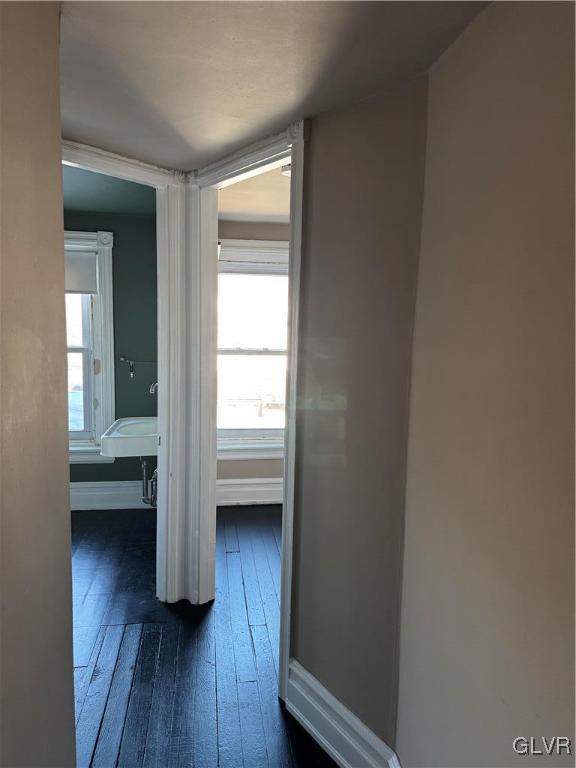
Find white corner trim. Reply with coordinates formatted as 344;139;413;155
185;183;219;605
62;140;178;187
70;478;283;511
285;661;402;768
194;123;302;189
279;121;305;701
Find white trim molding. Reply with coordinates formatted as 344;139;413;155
217;237;289;455
218;437;284;461
278;121;306;701
70;481;147;511
216;478;283;506
69;445;114;464
285;661;402;768
182;182;219;605
70;479;282;511
64;121;304;631
194;124;302;189
155;179;191;603
65;230;115;463
188;121;304;613
62;140;178;187
93;231;115;447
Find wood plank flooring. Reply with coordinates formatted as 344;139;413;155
72;506;335;768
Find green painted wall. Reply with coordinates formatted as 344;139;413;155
66;210;157;482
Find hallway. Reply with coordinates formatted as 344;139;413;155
72;507;334;767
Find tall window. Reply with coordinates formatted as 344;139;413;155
217;240;288;457
65;231;115;463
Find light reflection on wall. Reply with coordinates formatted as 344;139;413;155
297;338;348;467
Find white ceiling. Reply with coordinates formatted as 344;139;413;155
60;1;487;172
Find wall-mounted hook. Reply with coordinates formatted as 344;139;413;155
119;356;135;379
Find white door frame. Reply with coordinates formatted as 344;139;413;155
62;140;191;603
63;123;305;687
194;121;305;699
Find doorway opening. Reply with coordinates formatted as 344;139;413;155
62;163;164;764
193;124;305;704
64;165;159;502
213;161;291;719
66;127;322;766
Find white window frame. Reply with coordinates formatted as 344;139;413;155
217;239;288;460
66;230;115;464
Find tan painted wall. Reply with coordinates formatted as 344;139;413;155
218;219;289;242
0;3;77;766
291;78;428;745
217;459;283;481
396;4;575;767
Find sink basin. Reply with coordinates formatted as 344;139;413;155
100;417;159;457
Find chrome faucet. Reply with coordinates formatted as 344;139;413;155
149;381;158;395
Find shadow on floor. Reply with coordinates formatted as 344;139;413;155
72;506;336;767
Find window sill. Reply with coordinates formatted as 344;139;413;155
217;438;284;461
71;439;283;463
69;444;115;464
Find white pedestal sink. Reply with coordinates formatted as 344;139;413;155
100;417;158;457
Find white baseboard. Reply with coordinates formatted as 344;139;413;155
285;661;401;768
216;478;283;506
70;477;283;511
70;481;147;511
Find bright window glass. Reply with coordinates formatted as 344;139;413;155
217;354;286;430
65;293;84;346
218;274;288;350
67;351;85;431
217;269;288;436
66;293;91;436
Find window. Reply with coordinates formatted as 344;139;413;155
66;293;93;436
65;231;115;463
217;240;289;459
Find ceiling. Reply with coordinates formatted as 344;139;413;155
63;165;156;214
219;167;290;222
60;1;486;171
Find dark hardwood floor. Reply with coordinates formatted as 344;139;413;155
72;506;335;768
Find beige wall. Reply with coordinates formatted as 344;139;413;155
291;78;428;745
397;4;575;767
0;3;77;766
218;219;289;242
217;458;283;480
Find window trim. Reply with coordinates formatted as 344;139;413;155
217;239;288;460
66;231;115;464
